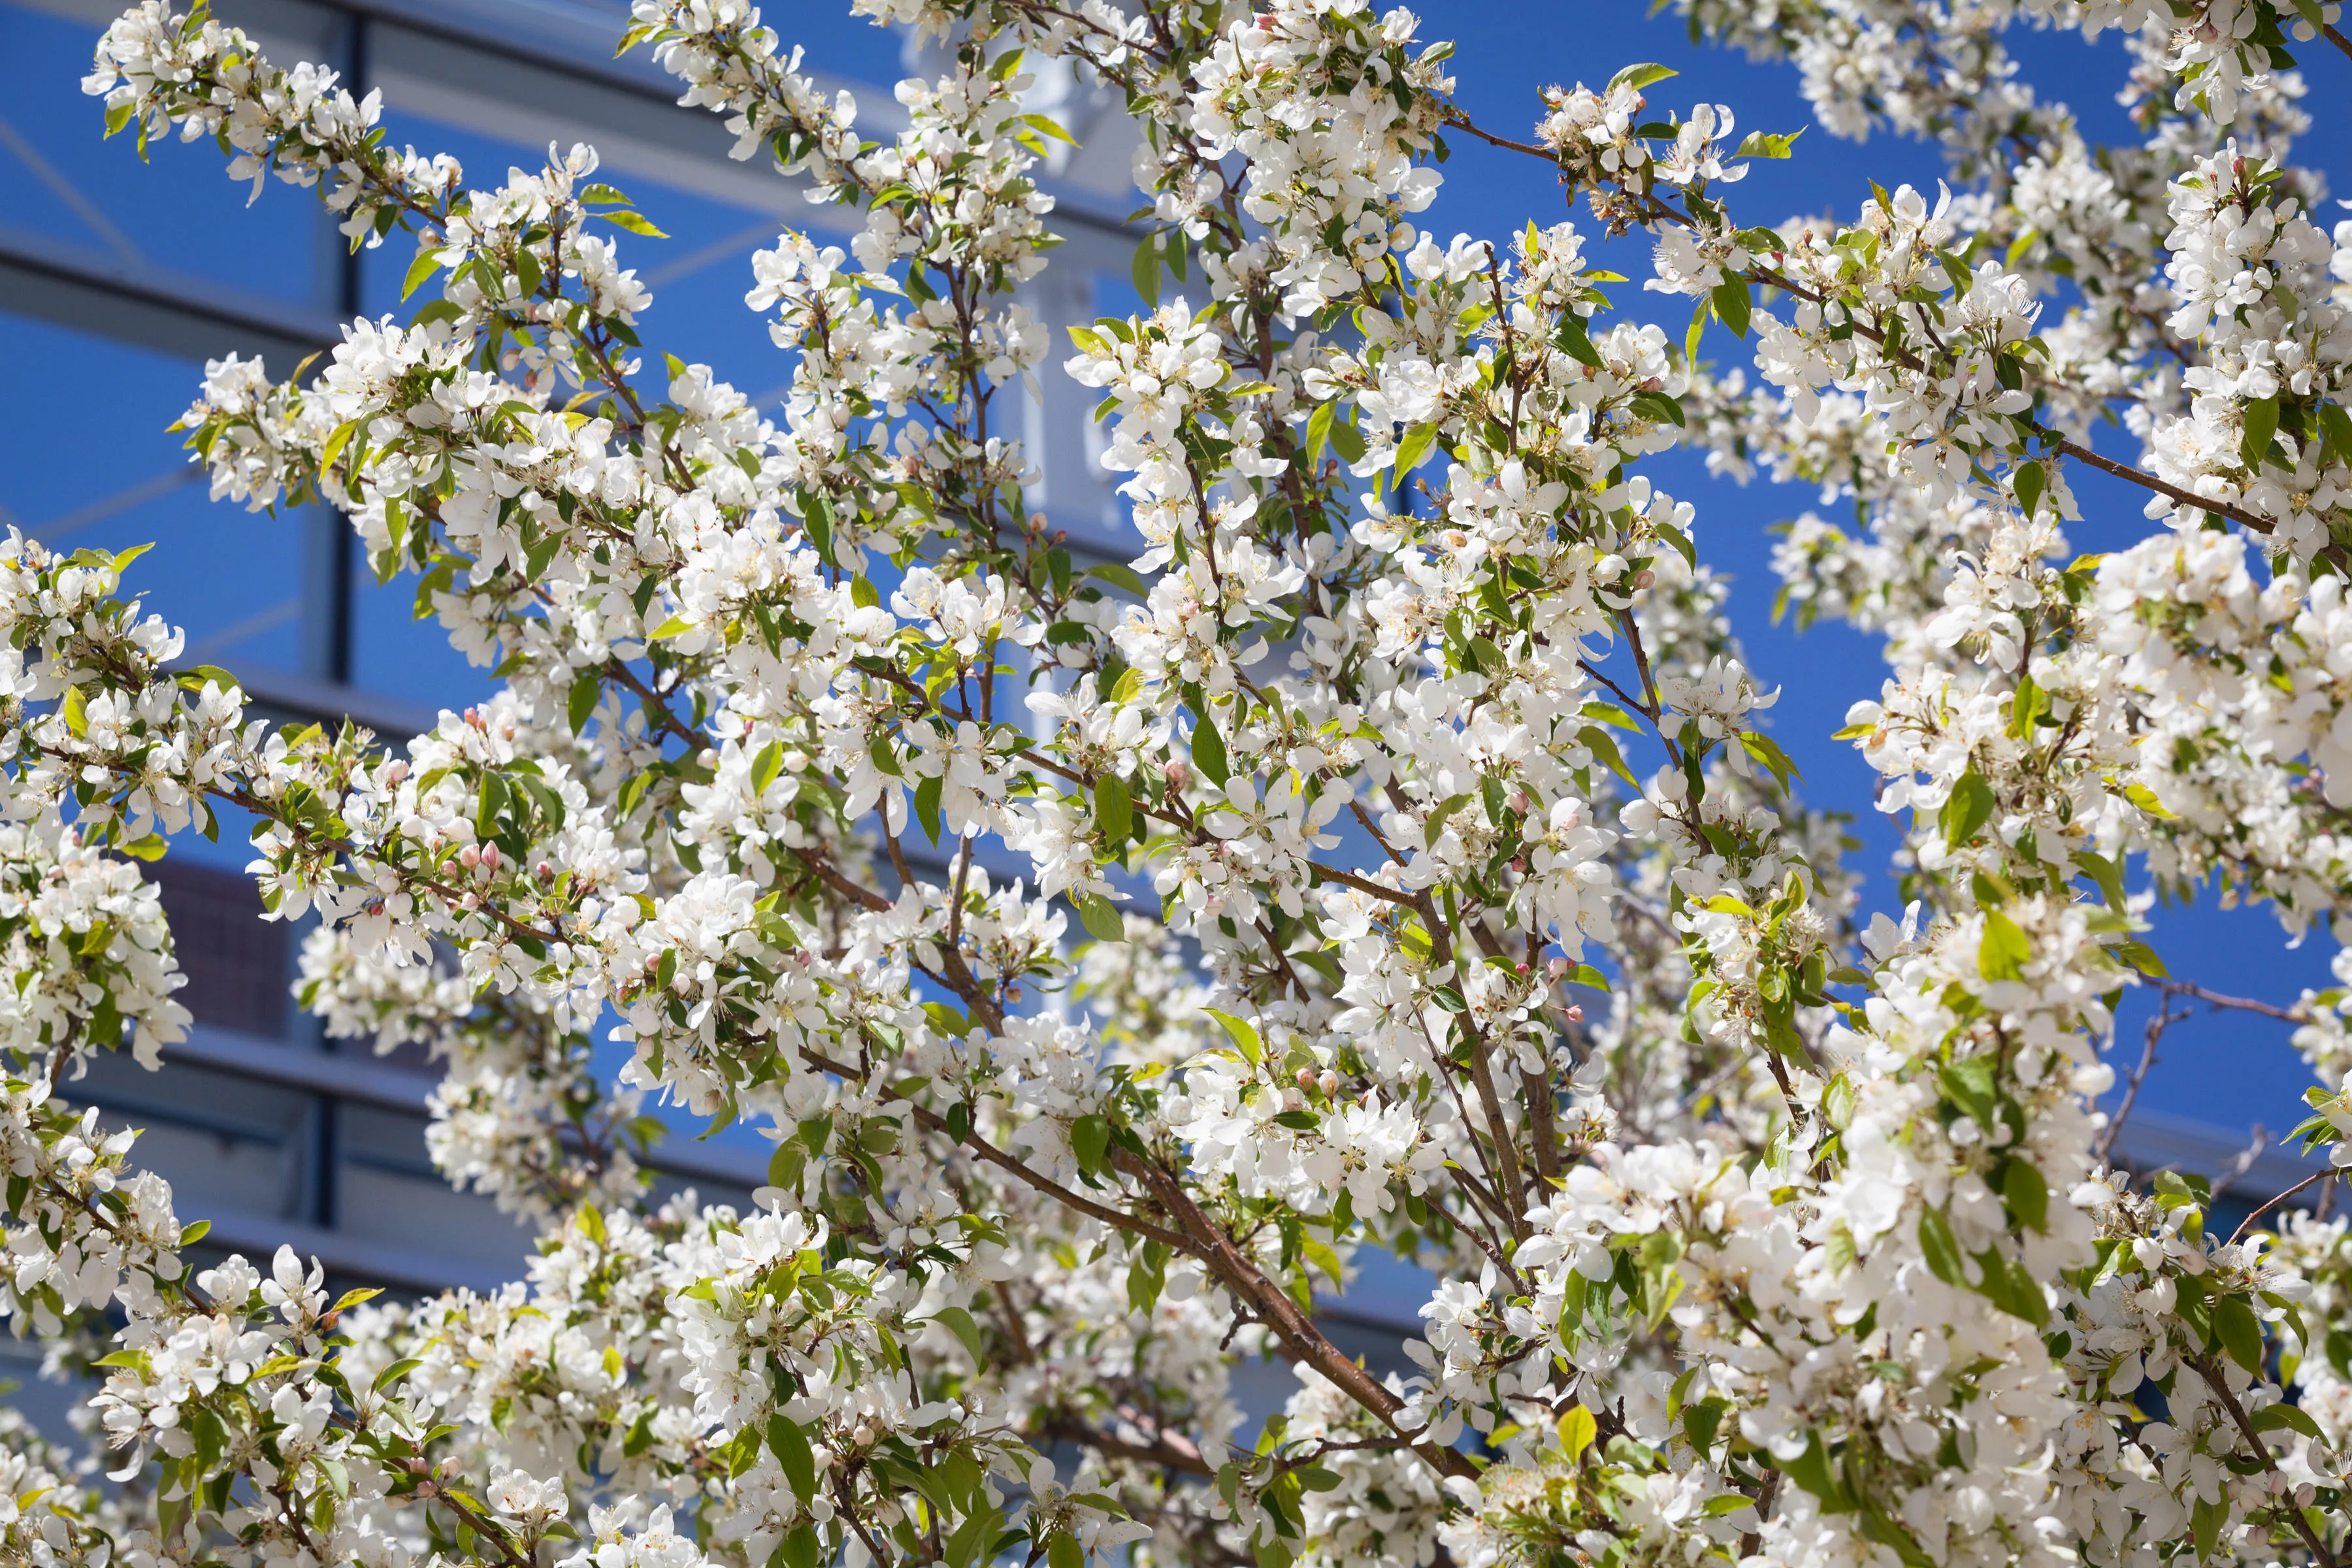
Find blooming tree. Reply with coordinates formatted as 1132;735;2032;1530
9;0;2352;1565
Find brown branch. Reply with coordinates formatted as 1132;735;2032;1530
2155;979;2308;1024
2053;438;2276;537
797;1049;1188;1252
2097;994;2176;1164
1441;108;1552;159
1032;1414;1215;1477
2189;1353;2338;1568
1115;1148;1475;1480
2227;1168;2338;1247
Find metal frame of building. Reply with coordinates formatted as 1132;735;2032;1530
0;0;2310;1326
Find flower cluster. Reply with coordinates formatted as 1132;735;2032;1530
13;1;2352;1567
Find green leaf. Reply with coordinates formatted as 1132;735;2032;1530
1630;390;1686;428
752;740;786;798
1607;62;1680;92
2319;402;2352;465
2110;939;2168;978
1393;421;1441;480
932;1303;987;1365
319;418;361;476
599;209;668;238
1077;892;1125;943
2213;1294;2265;1375
2014;459;2045;519
1917;1205;1966;1286
371;1356;422;1394
1204;1008;1262;1063
1094;774;1132;845
1731;127;1804;159
913;774;943;844
2251;1402;2325;1441
1132;233;1163;306
1048;1532;1084;1568
1422;792;1475;847
1710;276;1750;338
1088;562;1149;597
1304;399;1337;463
1739;731;1803;793
2192;1494;2225;1561
1580;725;1639;788
1978;909;2030;982
1652;519;1698;569
768;1417;817;1505
1070;1113;1111;1175
567;673;600;736
2242;395;2281;471
2002;1158;2049;1233
400;245;444;301
1557;1404;1597;1460
1190;714;1230;787
1940;770;1996;851
2123;781;2176;820
1782;1430;1852;1511
1326;414;1367;466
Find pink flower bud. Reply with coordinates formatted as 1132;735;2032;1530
1563;1004;1584;1024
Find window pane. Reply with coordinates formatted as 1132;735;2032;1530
0;0;340;307
0;314;309;670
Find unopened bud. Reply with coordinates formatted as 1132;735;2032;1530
1563;1004;1584;1024
1295;1068;1316;1089
1633;569;1656;589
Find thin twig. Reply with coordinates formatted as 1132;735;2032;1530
2097;996;2178;1163
2228;1168;2338;1248
2155;979;2308;1024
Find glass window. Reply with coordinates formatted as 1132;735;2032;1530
0;0;341;308
0;314;310;670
